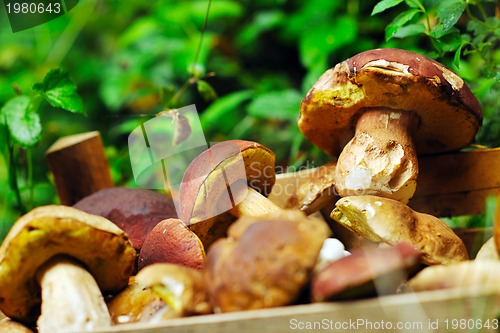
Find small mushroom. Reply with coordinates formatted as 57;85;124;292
138;218;205;271
73;187;177;252
409;261;500;293
204;210;330;312
179;140;279;248
299;48;482;203
0;318;34;333
268;162;339;214
312;242;421;301
475;237;499;261
0;205;136;332
108;264;211;325
330;195;468;265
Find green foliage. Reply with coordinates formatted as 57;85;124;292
32;69;85;115
1;96;40;148
0;68;85;227
0;0;498;239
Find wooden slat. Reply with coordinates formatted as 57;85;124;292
85;289;500;333
411;148;500;217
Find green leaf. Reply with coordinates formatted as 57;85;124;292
371;0;404;15
404;0;422;9
435;0;466;35
32;69;85;115
1;96;41;148
390;23;426;39
247;90;302;121
385;9;421;41
196;80;218;102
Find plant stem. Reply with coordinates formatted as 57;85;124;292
168;0;212;107
6;134;26;215
26;148;34;210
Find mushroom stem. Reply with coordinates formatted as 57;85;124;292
36;256;111;333
229;186;281;218
335;109;419;203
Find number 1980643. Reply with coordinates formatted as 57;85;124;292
6;2;61;14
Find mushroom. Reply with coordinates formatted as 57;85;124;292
475;237;499;261
73;187;177;252
0;205;136;333
268;162;339;214
299;48;482;203
409;261;500;293
330;195;468;265
204;210;330;312
0;318;34;333
179;140;279;248
138;218;205;271
312;242;421;301
108;264;211;324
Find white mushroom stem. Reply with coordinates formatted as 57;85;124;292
229;186;281;217
335;109;419;203
36;256;111;333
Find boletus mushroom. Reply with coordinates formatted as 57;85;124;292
299;48;482;203
138;218;205;271
204;210;330;312
0;318;34;333
108;263;211;324
330;195;468;265
179;140;279;248
409;261;500;293
0;205;136;333
312;242;421;301
73;187;177;252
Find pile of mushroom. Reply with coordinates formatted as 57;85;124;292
0;47;494;330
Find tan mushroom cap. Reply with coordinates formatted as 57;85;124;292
331;195;468;265
179;140;276;247
299;48;482;156
205;210;330;312
0;205;136;323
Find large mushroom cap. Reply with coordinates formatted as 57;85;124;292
205;210;330;312
73;187;177;251
179;140;276;247
299;48;482;156
0;205;136;322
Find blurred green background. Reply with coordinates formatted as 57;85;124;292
0;0;498;240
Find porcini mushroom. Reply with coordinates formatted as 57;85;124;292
299;48;482;203
138;218;205;271
73;187;177;252
179;140;279;248
108;264;211;324
205;210;330;312
0;318;34;333
330;195;468;265
268;162;339;214
312;242;421;301
0;205;136;333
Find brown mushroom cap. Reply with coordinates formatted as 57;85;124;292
138;218;205;271
204;210;330;312
0;205;136;323
179;140;276;248
73;187;177;251
312;242;421;301
331;195;468;265
299;48;482;156
108;264;211;324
